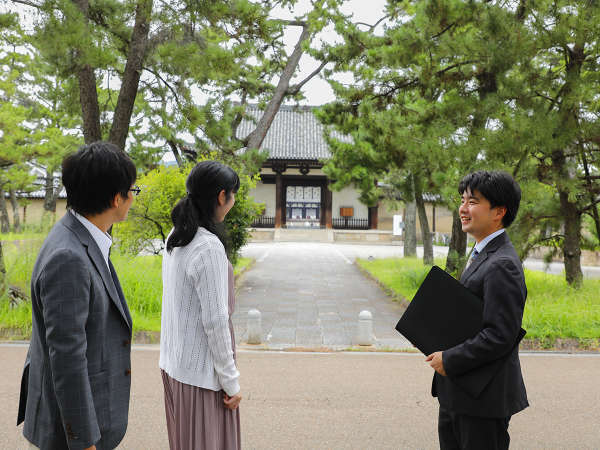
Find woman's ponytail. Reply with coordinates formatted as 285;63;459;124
166;161;239;254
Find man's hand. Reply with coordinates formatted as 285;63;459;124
223;391;242;410
84;446;96;450
425;351;447;376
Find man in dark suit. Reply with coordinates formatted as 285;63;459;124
17;142;138;450
426;171;528;449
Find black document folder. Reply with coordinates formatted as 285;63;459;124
395;265;525;398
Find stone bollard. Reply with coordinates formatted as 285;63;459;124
247;309;262;344
357;310;373;346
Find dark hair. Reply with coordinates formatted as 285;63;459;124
62;141;137;216
167;160;240;253
458;170;521;228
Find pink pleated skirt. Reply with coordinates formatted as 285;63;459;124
161;370;241;450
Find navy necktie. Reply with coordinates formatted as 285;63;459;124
466;249;479;268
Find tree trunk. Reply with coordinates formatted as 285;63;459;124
9;189;20;232
580;150;600;242
108;0;153;151
72;0;102;143
445;209;467;275
0;188;10;233
404;200;417;257
414;177;433;265
244;24;311;150
167;140;184;167
0;240;5;297
43;171;59;213
560;189;583;287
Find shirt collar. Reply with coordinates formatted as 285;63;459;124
70;210;112;269
474;228;505;254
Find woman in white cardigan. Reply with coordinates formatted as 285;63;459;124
160;160;242;450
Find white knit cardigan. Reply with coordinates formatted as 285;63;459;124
159;227;240;396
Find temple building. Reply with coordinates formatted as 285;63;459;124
238;105;378;230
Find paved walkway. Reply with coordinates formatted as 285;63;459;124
234;242;413;350
233;241;600;350
3;345;600;449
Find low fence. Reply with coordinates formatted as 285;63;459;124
332;217;369;230
251;216;275;228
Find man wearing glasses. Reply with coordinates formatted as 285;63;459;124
18;142;139;450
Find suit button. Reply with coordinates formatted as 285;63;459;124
123;340;130;347
125;369;131;376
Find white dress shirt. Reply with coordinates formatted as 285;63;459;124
474;228;505;254
71;210;112;270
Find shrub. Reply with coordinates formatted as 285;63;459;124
114;159;262;263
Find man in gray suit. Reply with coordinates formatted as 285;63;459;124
17;142;138;450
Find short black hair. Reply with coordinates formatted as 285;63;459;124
458;170;521;228
62;141;137;216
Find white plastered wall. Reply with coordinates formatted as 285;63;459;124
249;182;276;216
332;185;369;219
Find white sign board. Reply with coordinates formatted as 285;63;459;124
393;215;404;236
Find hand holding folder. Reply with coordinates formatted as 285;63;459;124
395;266;525;398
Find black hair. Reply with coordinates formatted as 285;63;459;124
458;170;521;227
166;160;240;253
62;141;137;216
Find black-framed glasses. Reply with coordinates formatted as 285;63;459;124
129;185;142;196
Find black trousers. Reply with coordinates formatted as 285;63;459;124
438;406;510;450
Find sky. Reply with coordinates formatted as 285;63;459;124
273;0;388;105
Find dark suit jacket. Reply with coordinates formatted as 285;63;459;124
18;212;133;450
432;232;529;418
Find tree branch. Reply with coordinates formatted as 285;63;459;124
143;67;180;103
431;22;456;39
9;0;42;9
245;23;311;150
436;60;479;77
287;60;328;95
355;15;389;31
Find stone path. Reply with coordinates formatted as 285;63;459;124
233;242;413;349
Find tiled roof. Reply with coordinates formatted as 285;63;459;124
236;104;350;161
5;185;66;199
4;163;66;199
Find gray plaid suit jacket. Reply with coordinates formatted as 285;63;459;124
17;212;133;450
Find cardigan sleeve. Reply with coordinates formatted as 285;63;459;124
187;241;240;396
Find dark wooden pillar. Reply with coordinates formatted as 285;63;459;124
368;205;378;229
275;172;283;228
432;203;436;233
324;182;333;229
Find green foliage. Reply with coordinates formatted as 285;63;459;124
318;0;600;287
113;158;261;262
112;252;163;333
224;169;261;265
358;257;600;342
114;164;188;255
0;242;253;336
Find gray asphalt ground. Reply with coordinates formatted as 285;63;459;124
3;345;600;449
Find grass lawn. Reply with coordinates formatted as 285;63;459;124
0;237;253;339
357;257;600;347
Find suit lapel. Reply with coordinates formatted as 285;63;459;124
108;258;132;328
460;232;508;283
62;213;131;330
